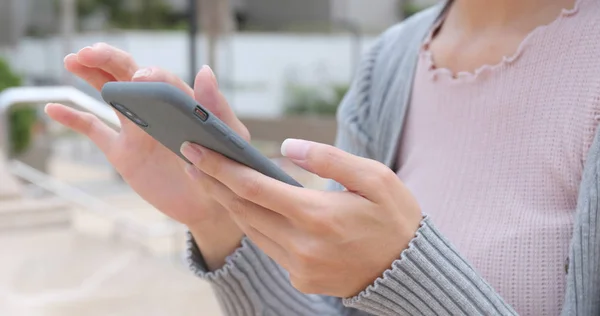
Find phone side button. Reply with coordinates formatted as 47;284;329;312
229;136;246;149
211;122;228;136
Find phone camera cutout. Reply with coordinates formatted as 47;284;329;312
110;102;148;127
194;106;209;121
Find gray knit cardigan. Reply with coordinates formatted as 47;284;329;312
187;4;599;315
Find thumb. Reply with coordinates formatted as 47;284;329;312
281;139;396;201
194;66;250;140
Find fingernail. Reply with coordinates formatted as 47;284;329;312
184;164;204;181
180;141;203;162
132;68;152;79
281;139;311;160
77;46;92;54
202;65;216;80
63;53;76;63
202;65;218;88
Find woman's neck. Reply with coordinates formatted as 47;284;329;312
445;0;577;33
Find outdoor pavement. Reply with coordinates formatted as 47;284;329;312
0;142;328;315
0;228;220;316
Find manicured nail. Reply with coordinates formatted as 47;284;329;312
202;65;215;79
202;65;218;88
77;46;92;54
184;164;204;180
132;68;152;79
180;141;203;162
63;53;76;63
281;139;311;160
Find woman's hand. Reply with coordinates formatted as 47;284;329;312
181;138;423;297
46;43;247;269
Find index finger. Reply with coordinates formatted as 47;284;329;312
181;142;310;218
77;43;138;81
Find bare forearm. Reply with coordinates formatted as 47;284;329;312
188;215;244;271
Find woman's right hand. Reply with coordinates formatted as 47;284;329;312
45;43;247;268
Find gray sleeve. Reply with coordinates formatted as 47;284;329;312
186;233;368;316
186;217;518;316
342;217;518;316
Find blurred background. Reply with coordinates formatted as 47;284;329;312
0;0;434;315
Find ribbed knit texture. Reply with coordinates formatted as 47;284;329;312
395;1;599;314
186;2;600;315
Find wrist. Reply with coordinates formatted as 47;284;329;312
188;215;244;271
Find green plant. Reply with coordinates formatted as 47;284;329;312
0;57;36;155
402;1;426;19
0;58;21;91
70;0;182;30
8;107;38;155
284;83;349;116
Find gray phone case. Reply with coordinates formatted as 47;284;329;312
101;81;302;187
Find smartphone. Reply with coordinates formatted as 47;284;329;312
101;81;302;187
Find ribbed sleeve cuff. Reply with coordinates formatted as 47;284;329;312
186;233;339;316
343;217;517;316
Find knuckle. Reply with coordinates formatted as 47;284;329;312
199;171;213;190
304;212;332;234
94;43;114;62
93;41;110;48
238;175;263;199
319;215;345;239
227;196;248;219
137;66;166;82
301;207;342;238
380;168;398;186
94;43;137;76
367;162;397;186
80;69;100;84
207;156;224;177
80;112;99;133
120;54;138;77
122;51;136;64
148;67;168;80
315;147;341;171
92;42;110;51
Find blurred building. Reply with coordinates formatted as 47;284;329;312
0;0;58;47
196;0;404;33
1;0;440;44
0;0;25;48
240;0;401;32
227;0;438;32
116;0;433;33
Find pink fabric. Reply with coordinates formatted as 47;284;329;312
396;0;600;314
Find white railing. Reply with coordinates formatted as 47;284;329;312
9;160;182;235
0;86;185;252
0;86;120;152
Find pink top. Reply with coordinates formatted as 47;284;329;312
396;0;600;314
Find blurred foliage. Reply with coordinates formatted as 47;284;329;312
0;58;37;155
9;108;38;155
402;1;427;19
284;83;349;116
73;0;184;30
0;59;21;92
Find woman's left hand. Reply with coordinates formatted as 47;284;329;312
181;138;423;298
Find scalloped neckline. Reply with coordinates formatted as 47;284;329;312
421;0;582;82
